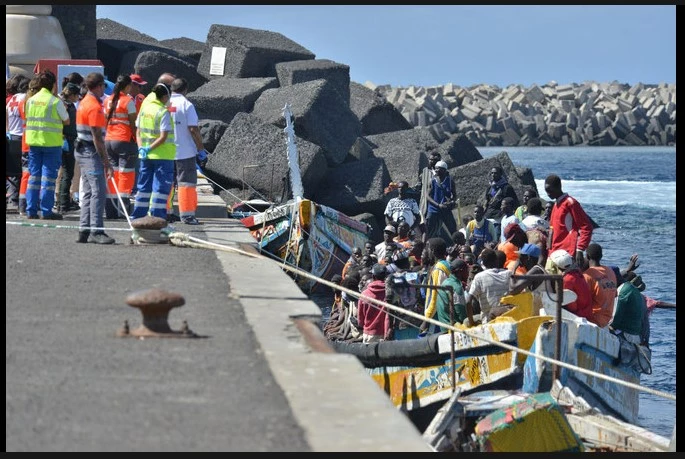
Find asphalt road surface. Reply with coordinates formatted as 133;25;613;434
5;211;428;452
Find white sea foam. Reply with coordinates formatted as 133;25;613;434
535;179;676;211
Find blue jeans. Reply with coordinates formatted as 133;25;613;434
26;145;62;216
131;158;174;219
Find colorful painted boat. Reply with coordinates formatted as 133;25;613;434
423;380;672;452
331;289;655;428
329;307;534;412
239;104;371;294
522;306;652;425
241;198;371;293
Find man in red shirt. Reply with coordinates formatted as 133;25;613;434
357;263;392;343
544;174;593;269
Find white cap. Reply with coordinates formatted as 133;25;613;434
435;160;448;170
550;249;573;270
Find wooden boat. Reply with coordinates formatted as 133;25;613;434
522;304;652;425
241;198;371;293
422;380;672;452
239;104;371;294
330;320;524;412
330;288;656;429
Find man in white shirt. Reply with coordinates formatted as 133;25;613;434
464;247;512;325
167;77;206;225
384;180;421;237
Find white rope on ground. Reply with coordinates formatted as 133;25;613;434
167;230;676;404
6;220;133;232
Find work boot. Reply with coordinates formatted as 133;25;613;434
166;213;180;223
40;212;63;220
76;231;90;243
181;216;202;225
88;232;115;244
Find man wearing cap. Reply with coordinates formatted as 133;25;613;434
549;249;593;321
375;224;399;264
357;263;392;343
127;73;147;201
128;74;147;114
507;242;545;314
424;160;457;241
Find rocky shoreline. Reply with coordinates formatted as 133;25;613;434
368;80;676;147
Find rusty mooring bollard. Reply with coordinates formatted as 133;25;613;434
118;288;198;338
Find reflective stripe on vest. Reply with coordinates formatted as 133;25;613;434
76;93;106;143
138;99;175;160
104;92;135;141
25;88;63;147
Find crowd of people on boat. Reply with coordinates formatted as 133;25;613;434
324;154;662;352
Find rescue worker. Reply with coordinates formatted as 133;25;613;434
16;75;41;216
74;72;114;244
167;77;207;225
127;73;148;200
103;74;137;218
24;70;70;220
130;82;175;220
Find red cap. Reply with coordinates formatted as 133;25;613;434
130;74;148;85
504;222;525;241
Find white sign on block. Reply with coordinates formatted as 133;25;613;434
209;47;227;76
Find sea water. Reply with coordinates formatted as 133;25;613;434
480;146;676;439
313;146;676;439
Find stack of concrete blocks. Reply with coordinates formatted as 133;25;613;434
92;19;539;234
370;80;676;147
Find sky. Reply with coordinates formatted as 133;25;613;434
96;5;676;89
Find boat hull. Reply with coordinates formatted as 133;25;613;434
522;317;645;424
332;321;521;411
242;199;370;293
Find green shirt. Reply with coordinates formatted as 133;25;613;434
436;274;466;332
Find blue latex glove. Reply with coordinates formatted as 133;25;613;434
197;148;208;162
138;146;150;159
196;148;209;169
6;132;11;140
62;139;69;152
